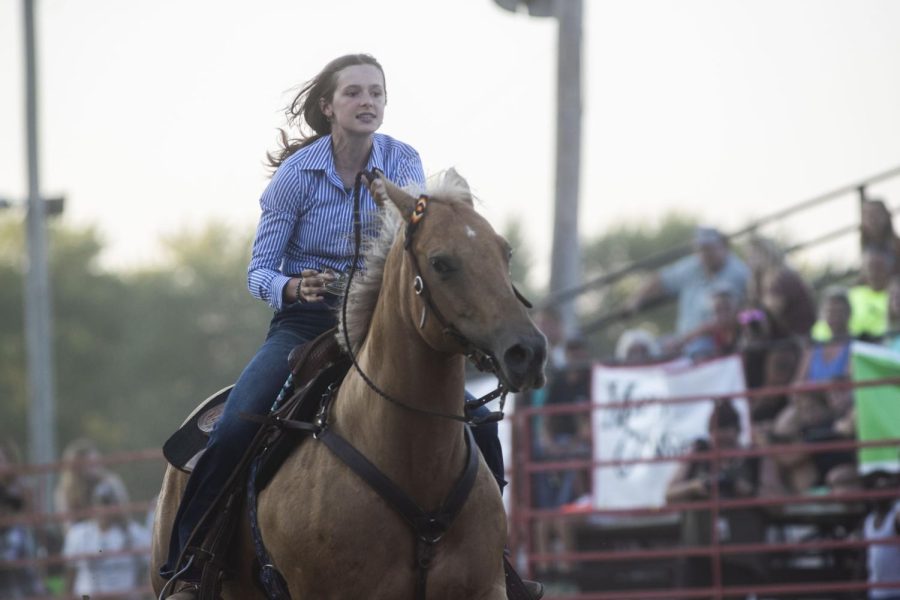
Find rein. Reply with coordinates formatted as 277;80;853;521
340;170;527;426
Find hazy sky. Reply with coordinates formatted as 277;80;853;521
2;0;900;285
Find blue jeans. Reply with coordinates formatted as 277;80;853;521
162;301;505;579
162;302;337;578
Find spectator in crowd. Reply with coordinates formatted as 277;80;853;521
769;287;859;493
629;226;750;359
758;266;818;339
813;248;891;341
861;471;900;600
746;336;803;424
738;237;814;421
533;338;593;579
763;387;857;495
54;438;128;531
664;283;743;360
665;399;766;589
746;266;815;402
614;327;660;364
860;198;900;272
63;478;151;600
799;287;852;383
758;286;858;493
0;440;47;599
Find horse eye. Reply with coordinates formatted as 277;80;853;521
430;257;453;274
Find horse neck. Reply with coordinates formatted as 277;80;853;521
334;279;470;506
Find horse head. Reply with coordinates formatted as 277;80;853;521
375;170;547;392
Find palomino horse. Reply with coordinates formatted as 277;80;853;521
150;169;547;599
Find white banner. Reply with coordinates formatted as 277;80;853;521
591;355;749;509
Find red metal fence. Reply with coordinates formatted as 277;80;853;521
507;371;900;599
0;450;161;600
2;374;899;599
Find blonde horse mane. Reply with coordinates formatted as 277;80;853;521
336;170;476;354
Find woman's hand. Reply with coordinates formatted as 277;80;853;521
296;269;335;303
367;177;391;206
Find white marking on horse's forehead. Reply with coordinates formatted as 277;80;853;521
465;225;477;238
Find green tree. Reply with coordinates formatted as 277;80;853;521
0;218;272;499
113;224;269;457
0;218;27;447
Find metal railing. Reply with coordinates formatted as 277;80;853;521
0;450;162;600
548;163;900;334
508;362;900;599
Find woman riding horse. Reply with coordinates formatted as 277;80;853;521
153;54;542;599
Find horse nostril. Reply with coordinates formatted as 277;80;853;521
502;335;548;390
504;344;532;371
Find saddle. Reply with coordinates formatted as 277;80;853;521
162;329;348;474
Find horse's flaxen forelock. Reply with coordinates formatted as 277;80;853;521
335;170;477;353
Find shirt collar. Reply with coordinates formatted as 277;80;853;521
297;135;333;171
366;134;385;173
298;134;385;175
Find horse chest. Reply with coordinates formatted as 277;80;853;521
258;445;506;599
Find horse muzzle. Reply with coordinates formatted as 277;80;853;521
496;332;547;392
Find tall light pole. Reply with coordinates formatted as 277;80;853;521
494;0;584;337
23;0;57;497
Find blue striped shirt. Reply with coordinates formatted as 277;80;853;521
247;133;426;309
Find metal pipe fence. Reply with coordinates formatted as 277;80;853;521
2;361;898;598
0;450;162;600
507;356;900;600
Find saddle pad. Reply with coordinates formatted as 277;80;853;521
162;385;232;473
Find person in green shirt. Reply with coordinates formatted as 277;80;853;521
812;247;892;340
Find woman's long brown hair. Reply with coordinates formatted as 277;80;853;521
266;54;386;173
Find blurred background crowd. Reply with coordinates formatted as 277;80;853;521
519;196;900;597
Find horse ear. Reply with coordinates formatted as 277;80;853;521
444;168;473;206
379;177;420;218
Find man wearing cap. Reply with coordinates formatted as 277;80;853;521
629;227;750;359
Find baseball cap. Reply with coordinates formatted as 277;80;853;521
694;227;725;246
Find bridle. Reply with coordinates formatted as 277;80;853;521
340;170;532;426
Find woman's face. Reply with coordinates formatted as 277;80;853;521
321;64;385;138
824;297;850;333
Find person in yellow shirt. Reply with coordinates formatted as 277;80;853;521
812;248;891;341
